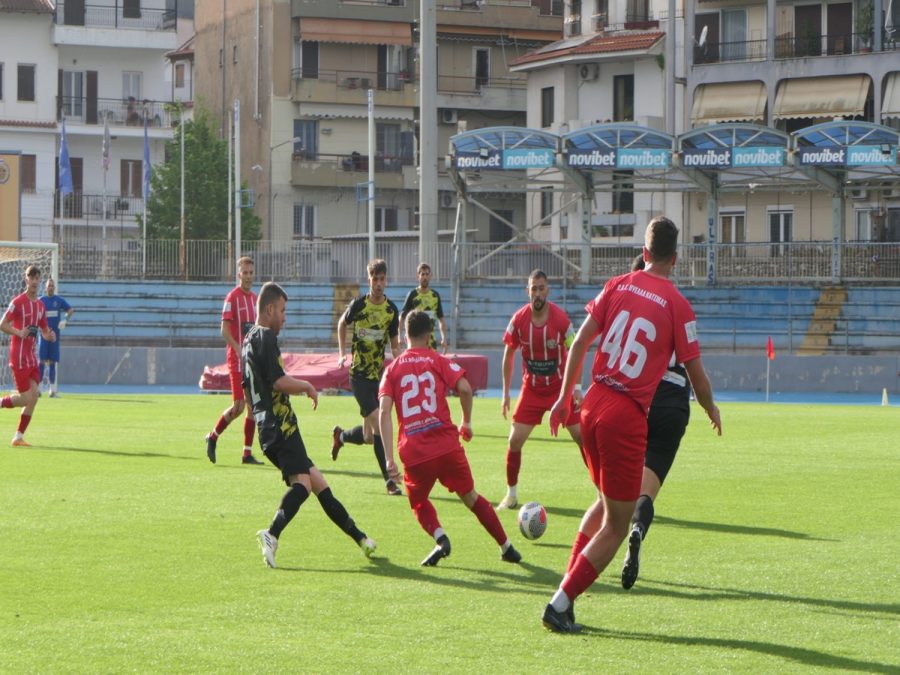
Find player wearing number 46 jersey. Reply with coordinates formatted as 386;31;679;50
205;256;263;466
378;310;521;567
244;282;376;568
541;216;722;634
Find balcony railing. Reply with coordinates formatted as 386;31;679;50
437;73;527;94
694;39;768;64
55;192;143;221
55;2;176;30
774;31;874;58
293;151;414;173
291;68;414;92
58;96;175;128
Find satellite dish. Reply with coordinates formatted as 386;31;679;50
698;25;708;48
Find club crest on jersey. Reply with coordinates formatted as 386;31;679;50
546;339;558;349
450;362;461;372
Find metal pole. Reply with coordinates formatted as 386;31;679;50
368;88;375;262
234;99;242;259
419;0;438;264
227;114;233;279
179;106;186;279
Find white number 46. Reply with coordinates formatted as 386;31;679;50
599;310;656;379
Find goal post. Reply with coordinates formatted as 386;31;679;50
0;242;60;392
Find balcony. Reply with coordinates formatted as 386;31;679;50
55;192;142;224
694;39;768;64
54;1;176;49
292;69;417;107
693;31;900;65
436;73;527;111
291;152;415;190
58;97;176;129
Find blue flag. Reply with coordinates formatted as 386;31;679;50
58;119;73;195
143;117;151;201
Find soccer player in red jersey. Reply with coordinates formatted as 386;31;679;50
205;256;263;465
496;269;582;510
378;310;522;567
541;217;722;633
0;265;56;447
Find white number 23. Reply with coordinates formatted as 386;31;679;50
400;372;437;418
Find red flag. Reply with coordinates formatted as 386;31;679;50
766;336;775;361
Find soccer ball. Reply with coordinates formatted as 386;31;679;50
517;501;547;540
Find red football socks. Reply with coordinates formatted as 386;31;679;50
505;449;521;487
213;416;228;436
1;396;13;409
18;413;31;434
566;531;592;574
561;553;600;602
472;495;507;546
243;416;255;448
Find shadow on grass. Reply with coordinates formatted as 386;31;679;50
280;556;559;596
654;515;834;541
31;444;198;461
570;625;897;672
637;579;900;617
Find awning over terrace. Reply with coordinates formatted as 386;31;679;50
298;18;413;46
881;72;900;120
773;75;870;120
691;82;768;126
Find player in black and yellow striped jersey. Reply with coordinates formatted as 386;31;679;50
400;262;448;353
333;259;403;495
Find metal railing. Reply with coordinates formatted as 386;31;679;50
54;238;900;284
291;68;414;91
58;97;175;128
55;2;175;30
56;193;143;221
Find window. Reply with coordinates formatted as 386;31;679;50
175;64;185;88
541;86;554;128
613;74;634;122
540;187;553;225
884;209;900;241
21;155;36;193
122;71;142;101
293;119;318;159
567;0;582;36
293;204;315;239
720;210;746;256
612;170;634;213
123;0;141;19
769;210;793;256
120;159;142;198
377;123;401;169
17;64;35;102
61;71;84;119
474;48;489;89
375;207;398;232
300;41;319;79
489;209;514;241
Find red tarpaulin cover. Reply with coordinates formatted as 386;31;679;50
199;352;489;393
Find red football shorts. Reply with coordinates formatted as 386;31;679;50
579;384;648;502
512;385;579;427
12;365;40;393
404;446;475;508
229;369;246;401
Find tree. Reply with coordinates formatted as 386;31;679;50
145;105;261;241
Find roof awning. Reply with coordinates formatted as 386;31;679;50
298;102;413;121
299;18;412;46
882;72;900;120
691;82;767;125
773;75;870;120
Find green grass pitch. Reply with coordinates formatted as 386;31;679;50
1;394;898;673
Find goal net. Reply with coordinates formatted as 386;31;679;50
0;242;59;392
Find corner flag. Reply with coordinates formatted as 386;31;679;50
766;336;775;361
58;119;73;195
143;116;151;201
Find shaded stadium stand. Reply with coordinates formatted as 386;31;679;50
58;280;899;355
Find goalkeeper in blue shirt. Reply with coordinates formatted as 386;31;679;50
38;278;74;398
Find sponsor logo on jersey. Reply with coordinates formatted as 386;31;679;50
685;320;698;343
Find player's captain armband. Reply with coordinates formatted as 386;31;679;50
684;320;698;343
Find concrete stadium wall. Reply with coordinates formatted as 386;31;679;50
59;346;900;395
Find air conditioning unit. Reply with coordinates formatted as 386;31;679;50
850;188;868;200
440;192;456;208
440;109;458;125
579;63;599;82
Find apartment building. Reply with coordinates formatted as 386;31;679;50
0;0;180;245
193;0;562;245
509;0;900;250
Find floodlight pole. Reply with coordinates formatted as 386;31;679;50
234;99;242;260
368;88;376;262
179;106;186;280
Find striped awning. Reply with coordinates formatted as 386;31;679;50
691;81;767;125
299;18;412;46
882;72;900;119
773;75;870;120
